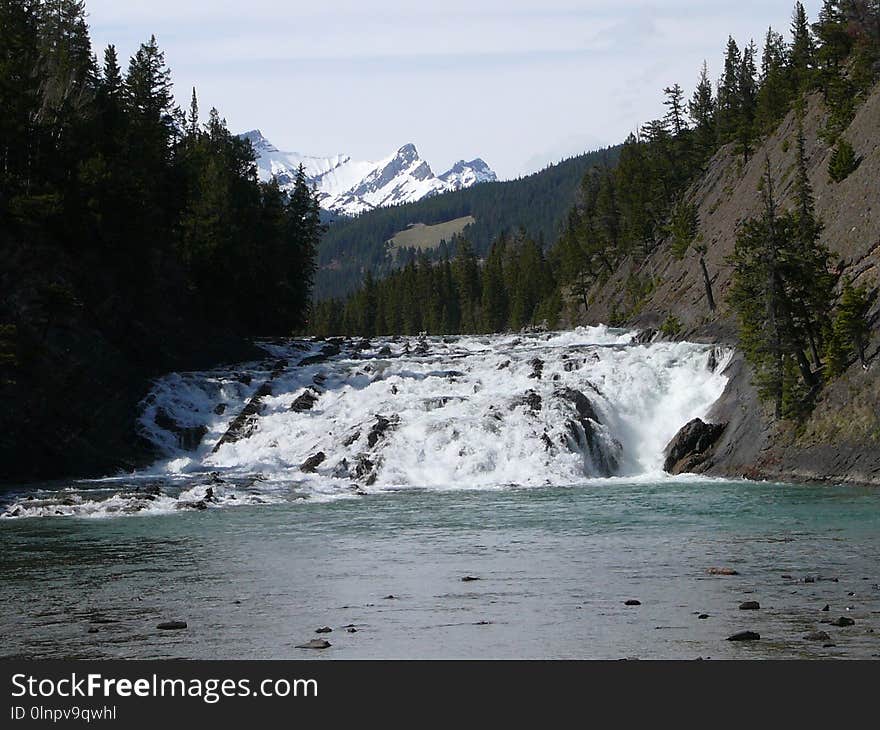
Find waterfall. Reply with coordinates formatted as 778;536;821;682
2;327;731;519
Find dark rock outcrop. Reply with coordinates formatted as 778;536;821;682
555;388;600;423
528;358;544;379
367;415;396;448
555;388;618;476
291;389;320;413
663;418;727;474
300;452;326;473
154;408;208;452
511;391;542;412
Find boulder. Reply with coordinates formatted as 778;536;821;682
831;616;855;627
739;601;760;610
663;418;727;474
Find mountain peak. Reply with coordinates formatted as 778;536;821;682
240;131;496;216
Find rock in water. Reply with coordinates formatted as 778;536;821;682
804;631;831;641
624;599;641;606
707;567;739;576
739;601;761;610
157;621;187;630
727;631;760;642
663;418;727;474
831;616;855;627
367;416;396;448
555;388;600;423
300;452;326;473
528;358;544;379
297;639;331;649
315;626;332;634
154;408;208;452
291;389;320;413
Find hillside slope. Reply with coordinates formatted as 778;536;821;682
572;84;880;485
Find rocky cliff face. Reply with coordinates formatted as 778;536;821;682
570;83;880;485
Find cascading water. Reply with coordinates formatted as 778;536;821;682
1;327;732;519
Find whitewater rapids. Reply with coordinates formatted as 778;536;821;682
2;327;732;519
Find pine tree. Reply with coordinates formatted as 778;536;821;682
736;40;759;161
789;1;817;94
187;87;199;138
688;61;715;162
828;277;872;372
717;36;742;144
755;27;791;134
663;83;687;137
0;0;42;192
828;137;860;181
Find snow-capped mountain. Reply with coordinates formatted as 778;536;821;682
240;130;497;216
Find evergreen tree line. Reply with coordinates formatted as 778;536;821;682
310;234;561;337
0;0;322;346
553;1;879;319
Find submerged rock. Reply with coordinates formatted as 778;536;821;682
831;616;855;627
804;631;831;642
157;621;187;630
624;599;642;606
727;631;760;642
315;626;333;634
707;567;739;576
739;601;761;610
663;418;727;474
297;639;331;650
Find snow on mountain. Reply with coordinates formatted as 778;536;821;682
438;158;497;191
240;131;497;216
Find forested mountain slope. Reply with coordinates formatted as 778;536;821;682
315;146;619;299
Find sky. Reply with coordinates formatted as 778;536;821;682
85;0;822;180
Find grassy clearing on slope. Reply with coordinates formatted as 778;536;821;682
388;216;475;254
